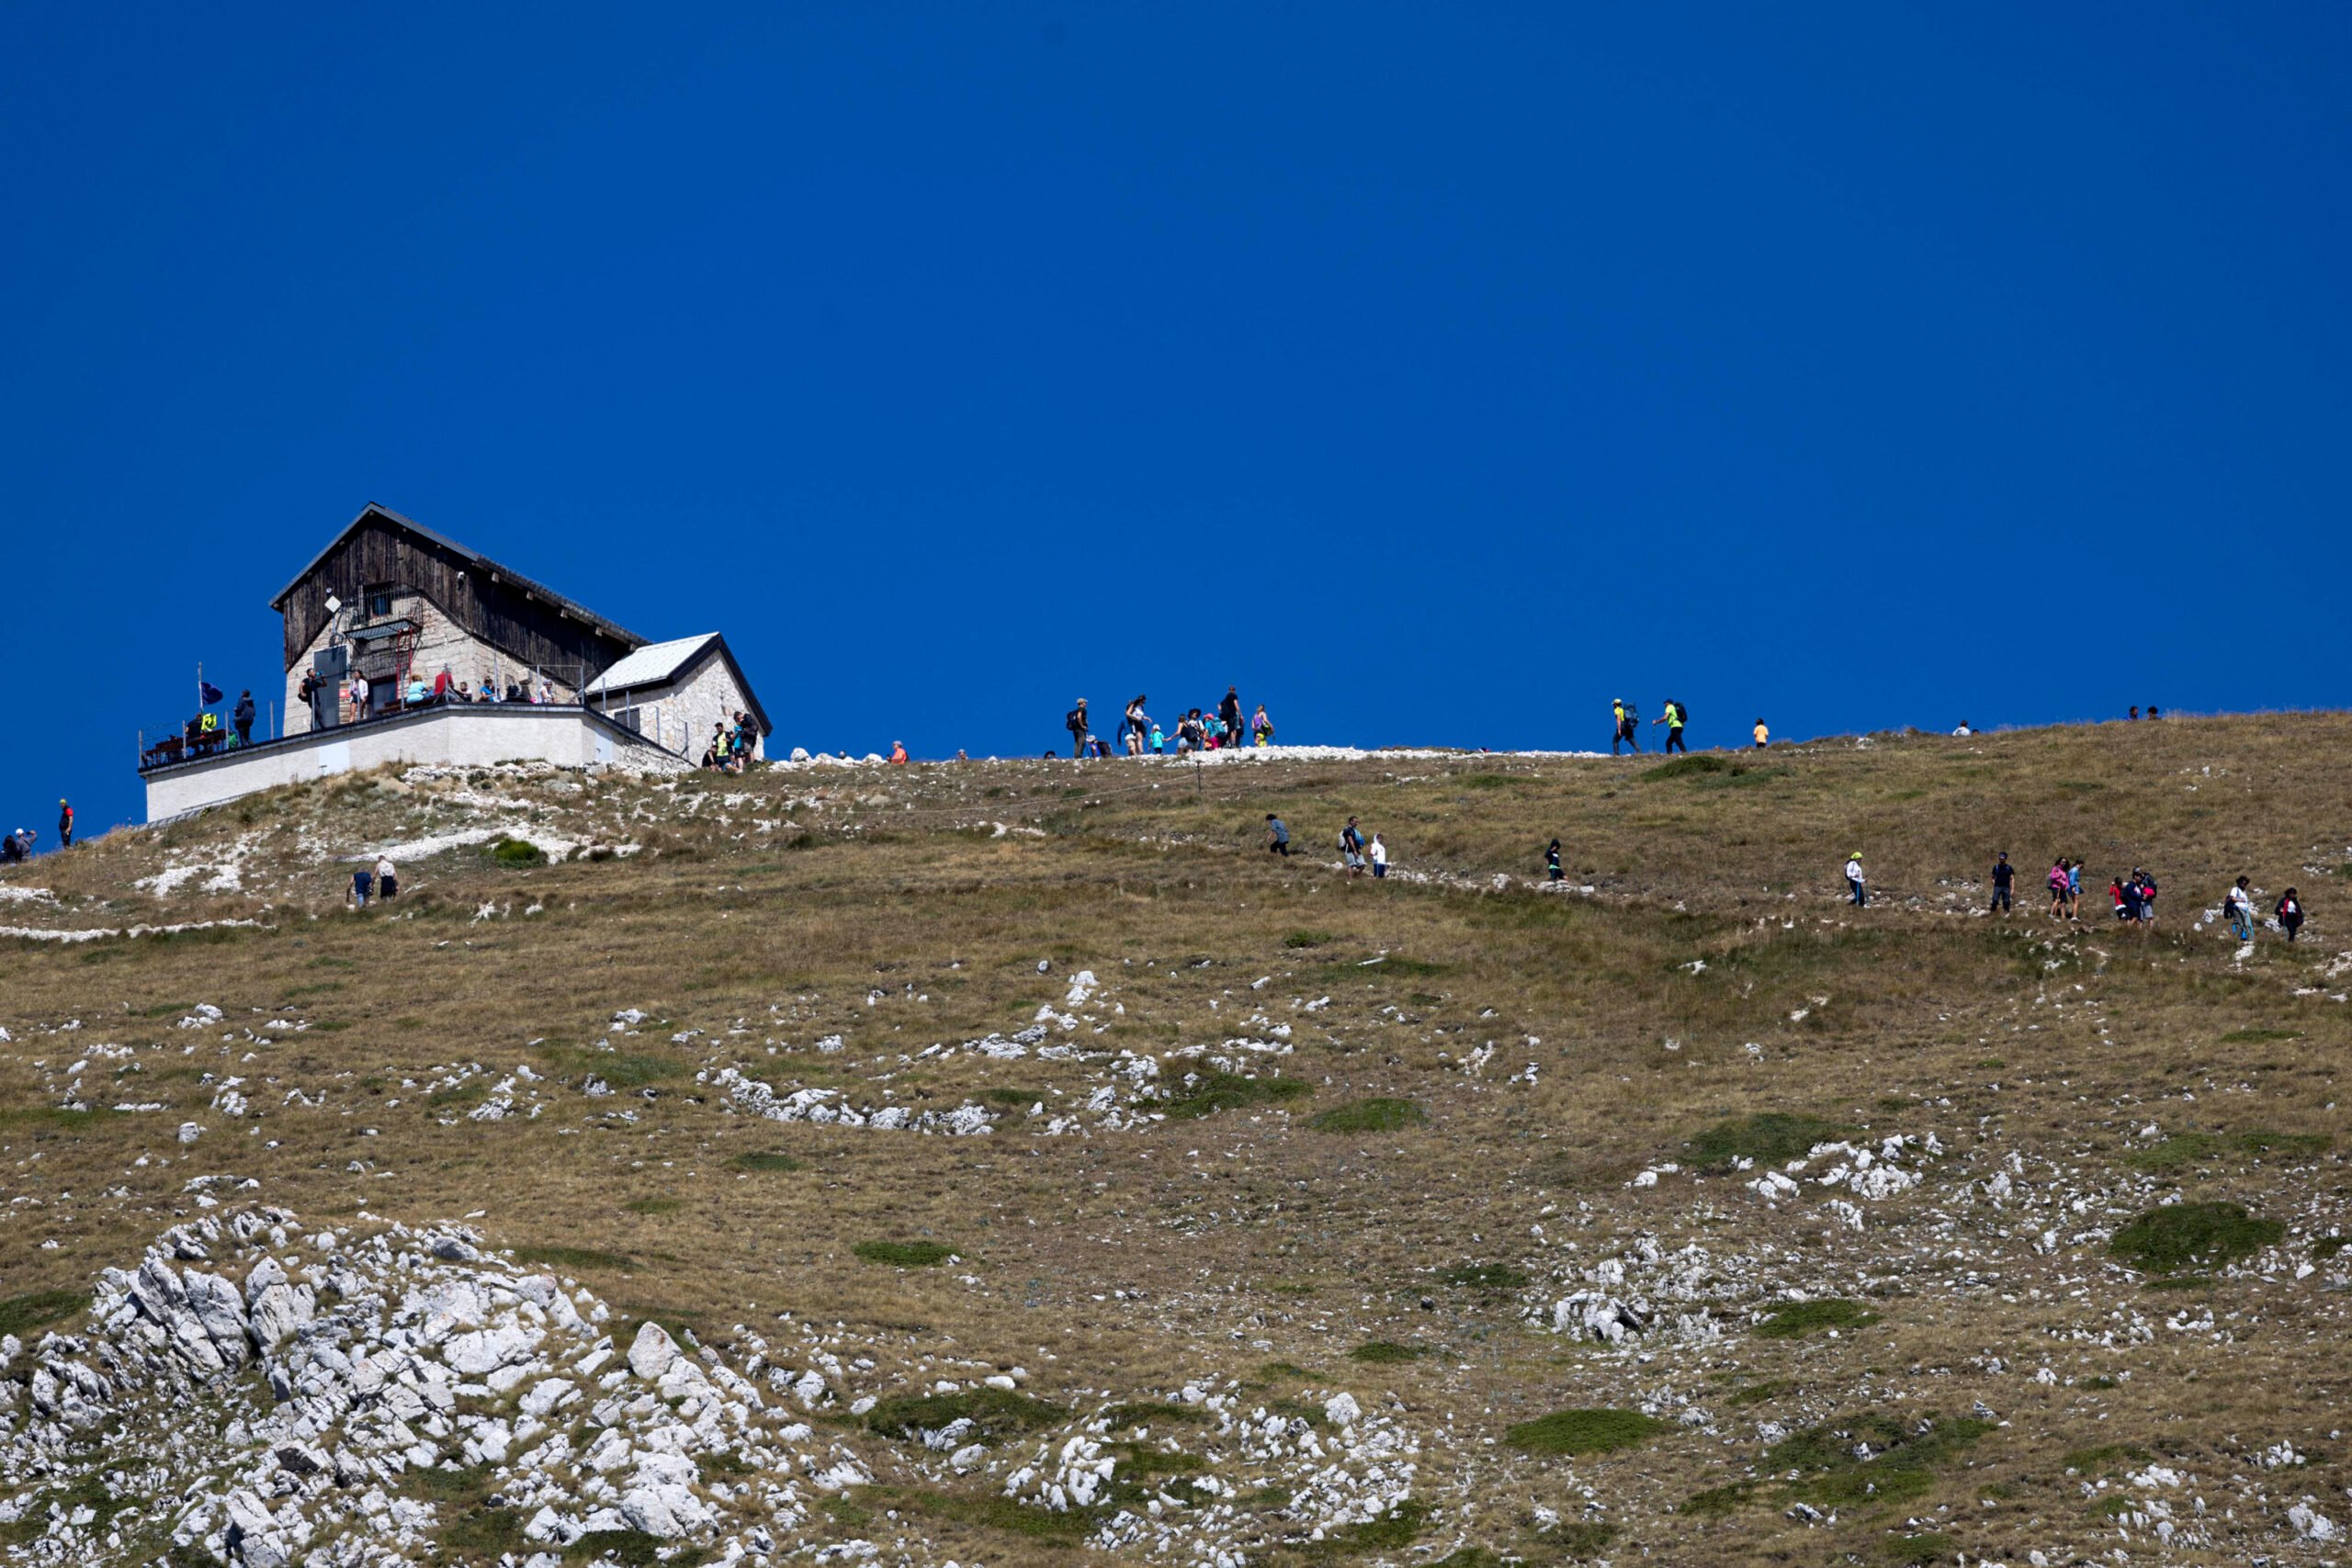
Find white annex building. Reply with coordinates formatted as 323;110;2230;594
139;503;771;819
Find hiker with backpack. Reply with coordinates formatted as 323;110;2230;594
1066;699;1090;759
1252;704;1273;747
1652;699;1689;753
2225;875;2256;942
2066;859;2083;919
1340;818;1367;879
1612;699;1642;755
1125;696;1148;755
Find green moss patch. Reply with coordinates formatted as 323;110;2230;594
490;837;546;866
728;1150;804;1173
864;1386;1066;1443
1686;1111;1852;1168
1102;1401;1212;1429
2126;1128;2329;1172
1769;1413;1991;1510
1162;1072;1311;1119
512;1245;635;1273
2109;1201;2283;1274
1504;1407;1668;1457
1754;1299;1879;1339
1347;1340;1430;1364
854;1239;956;1268
0;1290;85;1337
1308;1099;1428;1134
1440;1262;1528;1290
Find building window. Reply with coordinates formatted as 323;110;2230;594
365;586;395;620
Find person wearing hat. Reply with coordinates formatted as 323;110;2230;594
1844;851;1867;908
58;799;73;849
1065;698;1090;759
889;740;909;766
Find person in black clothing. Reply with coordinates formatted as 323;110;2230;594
1546;839;1563;881
1066;698;1090;759
233;689;256;745
2277;888;2303;942
1989;852;2013;915
1218;686;1243;751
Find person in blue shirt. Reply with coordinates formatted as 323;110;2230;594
1265;815;1290;855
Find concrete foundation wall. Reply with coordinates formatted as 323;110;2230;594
144;707;685;820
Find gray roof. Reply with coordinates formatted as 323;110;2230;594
270;503;646;649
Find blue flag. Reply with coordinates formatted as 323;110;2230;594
199;681;224;705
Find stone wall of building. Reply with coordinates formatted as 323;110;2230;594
281;591;589;738
607;649;767;762
144;706;687;820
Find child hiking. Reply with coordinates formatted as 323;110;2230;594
1845;852;1867;908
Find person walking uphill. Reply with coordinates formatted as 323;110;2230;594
1989;852;2013;914
2277;888;2303;942
1265;815;1291;856
1219;687;1243;751
1065;699;1090;759
1340;818;1367;879
57;800;73;850
1845;852;1867;907
1369;833;1389;879
1653;699;1688;753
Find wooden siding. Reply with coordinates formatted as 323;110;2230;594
277;518;639;675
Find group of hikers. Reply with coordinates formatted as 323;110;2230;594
697;711;761;773
1974;851;2305;942
347;854;400;908
1610;697;1693;754
1065;689;1276;760
0;802;70;863
1262;812;1387;878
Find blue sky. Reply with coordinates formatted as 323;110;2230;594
5;5;2348;839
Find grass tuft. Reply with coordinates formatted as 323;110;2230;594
1504;1407;1667;1457
2109;1201;2283;1274
512;1245;635;1273
1161;1072;1311;1119
728;1150;804;1173
0;1290;86;1337
1440;1262;1528;1290
1346;1340;1429;1364
1685;1111;1852;1168
1755;1299;1879;1339
864;1386;1066;1442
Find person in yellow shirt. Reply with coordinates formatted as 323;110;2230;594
1752;718;1770;750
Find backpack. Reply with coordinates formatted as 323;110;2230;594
1066;707;1086;733
1672;702;1689;726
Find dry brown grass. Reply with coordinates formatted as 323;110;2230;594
2;714;2348;1564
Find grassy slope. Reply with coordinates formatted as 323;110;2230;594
2;713;2348;1565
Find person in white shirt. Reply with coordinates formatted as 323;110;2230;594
1845;852;1867;907
1952;721;1973;736
349;671;371;718
2225;875;2254;941
376;855;398;901
1370;834;1389;879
